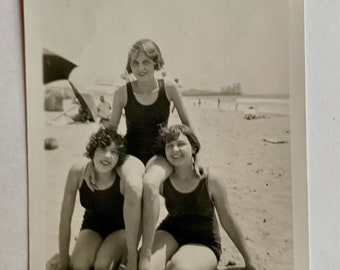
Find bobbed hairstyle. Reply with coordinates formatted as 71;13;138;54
155;124;201;158
125;39;164;74
84;126;126;167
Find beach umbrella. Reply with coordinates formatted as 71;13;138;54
68;81;97;122
43;49;97;122
43;48;77;84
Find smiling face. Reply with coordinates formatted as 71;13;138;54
165;132;195;167
93;142;119;173
129;52;156;82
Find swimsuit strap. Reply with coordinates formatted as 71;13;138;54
126;82;134;101
158;79;165;92
204;167;215;205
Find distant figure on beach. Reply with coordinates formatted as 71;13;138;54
146;125;256;270
58;126;141;270
198;98;201;107
218;97;221;109
244;106;257;120
106;39;204;269
97;95;112;124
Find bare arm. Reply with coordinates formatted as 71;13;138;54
58;164;82;270
209;171;255;269
109;86;126;130
165;82;195;131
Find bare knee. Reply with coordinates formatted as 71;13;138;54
143;173;161;199
118;157;144;199
143;158;172;193
118;155;145;178
93;258;113;270
166;259;192;270
70;256;93;270
125;176;143;199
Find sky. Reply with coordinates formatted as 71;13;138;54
43;0;289;94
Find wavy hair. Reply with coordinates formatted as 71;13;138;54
155;124;201;159
84;126;126;167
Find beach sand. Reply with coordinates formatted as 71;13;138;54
44;99;293;270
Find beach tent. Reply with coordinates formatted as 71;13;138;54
44;90;63;111
69;81;97;122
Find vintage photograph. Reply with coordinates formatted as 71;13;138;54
25;1;305;269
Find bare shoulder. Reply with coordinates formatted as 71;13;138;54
114;85;127;98
113;85;128;106
207;169;227;193
69;163;84;175
163;79;177;88
67;163;86;187
163;80;178;92
163;80;180;100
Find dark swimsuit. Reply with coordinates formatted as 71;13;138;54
157;177;222;261
79;167;125;238
124;79;170;165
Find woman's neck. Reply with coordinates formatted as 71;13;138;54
173;165;196;181
95;170;115;183
135;78;158;93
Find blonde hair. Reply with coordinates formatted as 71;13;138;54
125;39;164;74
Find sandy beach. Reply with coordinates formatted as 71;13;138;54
44;97;293;270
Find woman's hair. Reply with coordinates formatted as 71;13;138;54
125;39;164;74
155;125;201;158
85;126;126;166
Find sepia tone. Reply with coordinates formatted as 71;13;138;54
24;1;308;269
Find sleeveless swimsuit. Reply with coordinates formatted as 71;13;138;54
157;177;222;260
124;79;170;165
79;165;125;238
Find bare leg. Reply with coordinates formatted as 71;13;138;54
166;244;218;270
94;230;126;270
149;231;179;270
70;229;103;270
139;156;173;270
117;155;144;270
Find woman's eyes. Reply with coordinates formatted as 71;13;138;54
98;148;118;155
166;142;186;148
131;60;153;66
110;149;119;155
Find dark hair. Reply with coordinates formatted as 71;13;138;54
125;39;164;74
85;126;126;167
155;125;201;158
